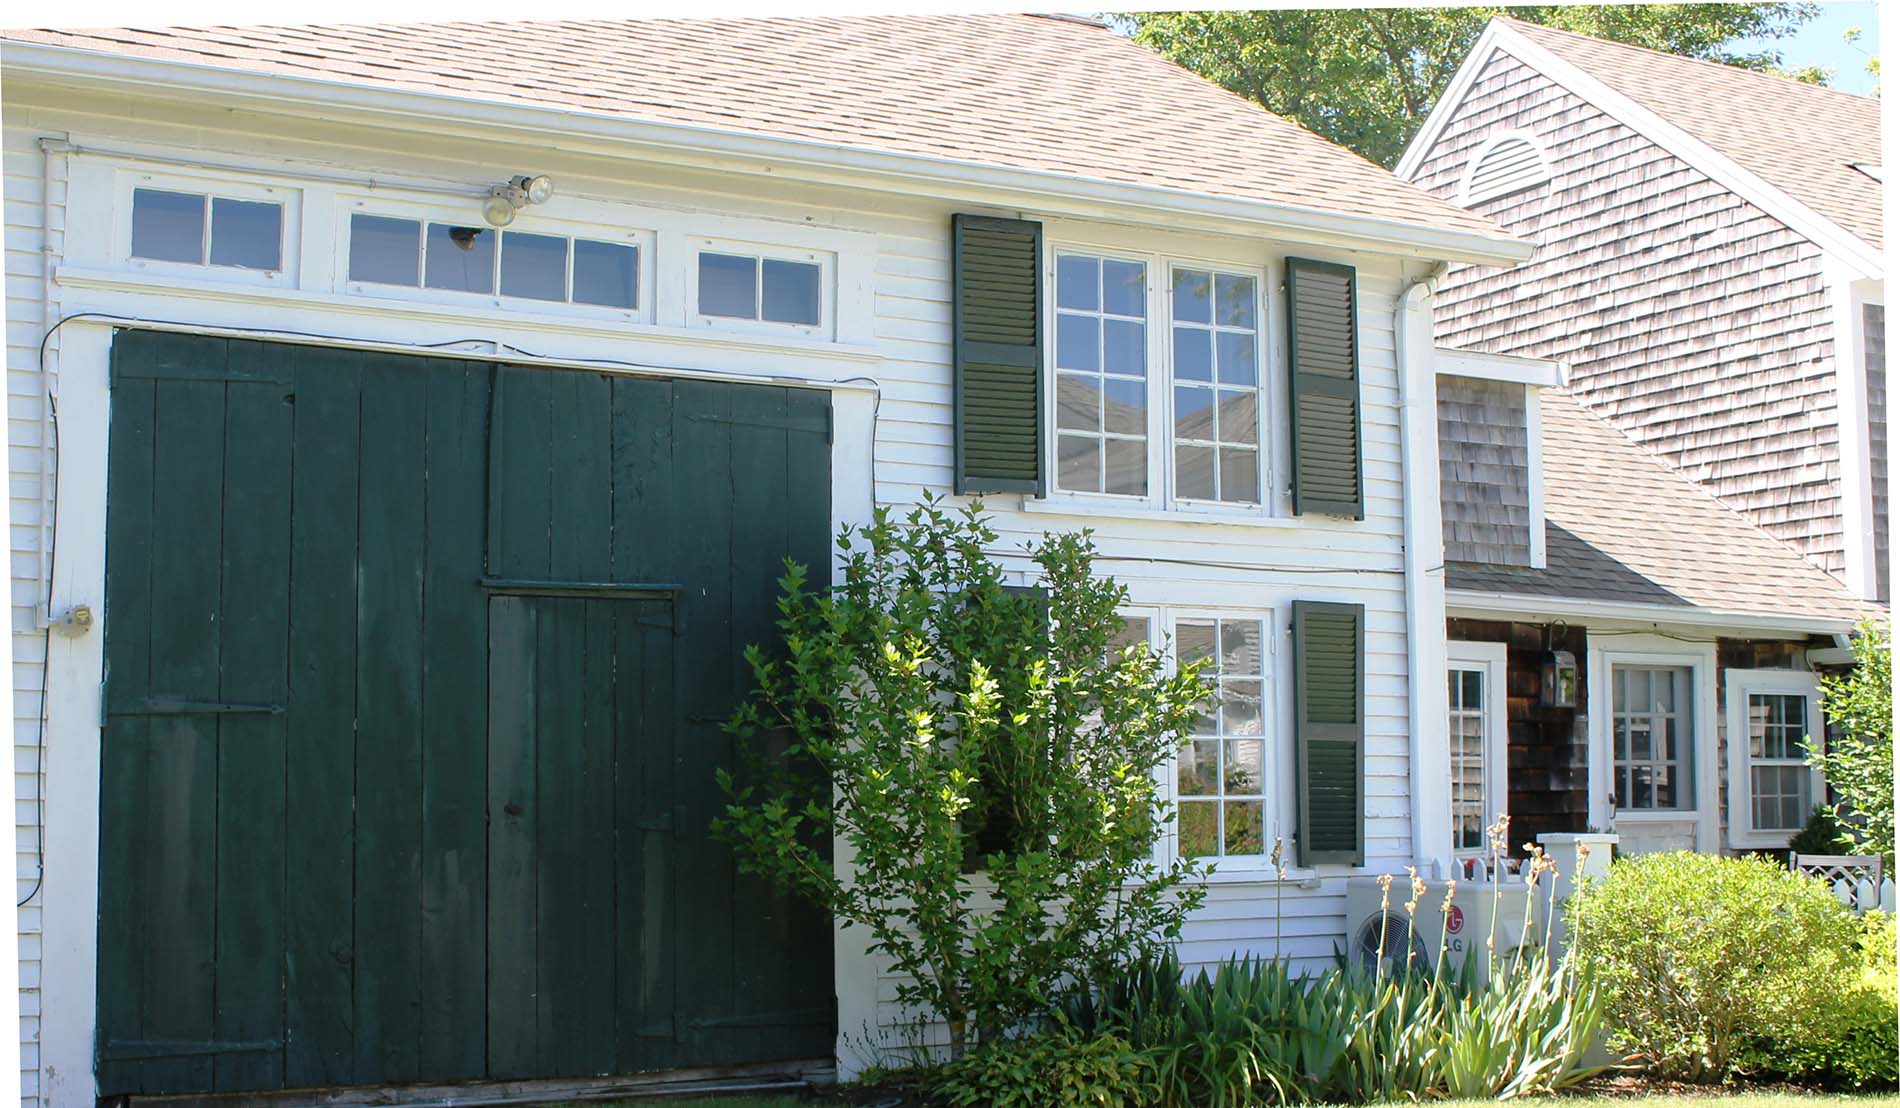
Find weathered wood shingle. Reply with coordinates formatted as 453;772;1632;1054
1438;375;1531;566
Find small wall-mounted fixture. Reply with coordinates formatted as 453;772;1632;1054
481;173;555;228
1541;648;1578;709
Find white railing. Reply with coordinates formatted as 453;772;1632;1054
1828;876;1897;914
1792;854;1893;914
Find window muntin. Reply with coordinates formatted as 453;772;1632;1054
1447;667;1487;852
1175;617;1267;860
1055;253;1149;496
1612;665;1690;810
1171;268;1261;504
347;213;639;310
1747;692;1811;832
131;187;283;272
696;251;822;327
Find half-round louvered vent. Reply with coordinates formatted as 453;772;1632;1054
1460;132;1552;204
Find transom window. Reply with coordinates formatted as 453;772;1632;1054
1050;249;1266;510
1176;618;1267;859
697;251;822;327
1612;665;1690;811
1055;253;1149;496
1448;667;1487;853
346;214;639;310
132;187;283;272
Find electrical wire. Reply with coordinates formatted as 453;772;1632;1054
20;380;58;908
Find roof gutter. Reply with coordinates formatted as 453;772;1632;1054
1446;588;1868;636
0;39;1535;267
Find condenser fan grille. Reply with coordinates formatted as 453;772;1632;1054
1353;910;1431;974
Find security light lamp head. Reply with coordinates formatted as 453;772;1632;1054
515;174;555;205
481;191;519;228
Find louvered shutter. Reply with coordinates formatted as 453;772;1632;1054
1294;600;1365;866
1286;258;1363;519
953;214;1045;496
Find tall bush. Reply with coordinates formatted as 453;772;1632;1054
714;500;1212;1056
1567;851;1860;1080
1806;619;1894;864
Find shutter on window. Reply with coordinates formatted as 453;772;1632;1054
953;214;1045;496
1294;600;1365;866
1286;258;1363;519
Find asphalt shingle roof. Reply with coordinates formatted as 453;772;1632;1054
1500;17;1882;249
1448;389;1879;626
6;15;1510;241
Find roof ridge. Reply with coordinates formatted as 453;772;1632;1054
1547;387;1866;599
1495;15;1879;107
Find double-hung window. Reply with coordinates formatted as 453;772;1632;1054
1051;250;1266;510
1724;669;1825;848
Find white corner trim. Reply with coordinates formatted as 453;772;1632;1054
1826;256;1880;603
1587;636;1722;853
1525;385;1547;570
1445;639;1510;858
1457;129;1554;205
1434;345;1562;387
1722;667;1826;851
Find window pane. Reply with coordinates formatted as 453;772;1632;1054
500;231;568;302
1103;319;1146;377
1216;390;1258;446
1111;617;1151;657
572;239;638;309
1172;269;1211;323
1216;274;1256;328
208;197;282;270
1225;738;1264;791
1173;327;1213;382
1103;377;1146;435
762;258;822;325
1056;313;1099;371
1179;740;1220;796
1057;373;1102;432
1057;254;1099;311
1219;447;1259;503
349;214;421;286
1220;620;1261;674
1057;433;1100;493
1462;670;1483;705
1104;438;1147;496
1222;679;1263;737
132;188;206;264
424;224;494;293
1217;331;1257;386
1176;445;1216;500
1175;386;1214;442
1176;620;1216;668
1102;259;1146;317
699;252;757;318
1223;800;1264;855
1178;801;1218;859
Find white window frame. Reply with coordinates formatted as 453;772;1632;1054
1445;641;1508;859
687;236;835;341
1587;637;1719;852
1041;240;1278;521
333;192;658;325
114;167;302;289
1724;668;1826;850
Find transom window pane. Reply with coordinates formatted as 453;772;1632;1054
698;251;822;326
350;214;640;311
1447;667;1488;853
1612;665;1690;810
572;239;638;309
424;223;495;294
1056;253;1148;496
134;188;285;273
1172;268;1260;503
1177;618;1266;860
762;259;822;326
500;231;568;302
1748;692;1810;832
349;214;423;286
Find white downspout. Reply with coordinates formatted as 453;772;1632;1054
1395;261;1453;879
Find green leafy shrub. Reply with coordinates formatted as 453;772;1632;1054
1807;619;1894;865
714;500;1212;1056
1788;803;1855;857
1567;850;1860;1080
1742;911;1898;1090
929;1028;1157;1108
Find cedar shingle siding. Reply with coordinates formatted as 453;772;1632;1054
1413;51;1846;577
1867;303;1888;602
1438;375;1531;567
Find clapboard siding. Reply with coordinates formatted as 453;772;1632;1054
1866;304;1888;602
1412;51;1845;577
5;87;1426;1101
1437;376;1530;566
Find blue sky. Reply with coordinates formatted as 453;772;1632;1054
1732;0;1880;95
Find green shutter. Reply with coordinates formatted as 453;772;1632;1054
1294;600;1365;866
953;213;1044;496
1286;258;1363;519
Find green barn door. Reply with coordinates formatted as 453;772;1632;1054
98;332;835;1098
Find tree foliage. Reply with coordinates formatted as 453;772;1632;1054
1806;619;1894;864
714;499;1212;1056
1125;4;1820;166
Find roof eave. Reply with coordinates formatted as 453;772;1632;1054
1446;587;1869;636
0;39;1535;267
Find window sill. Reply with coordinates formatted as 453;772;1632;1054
1013;494;1362;532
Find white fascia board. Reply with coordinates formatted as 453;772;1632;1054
1445;589;1862;637
1396;20;1510;181
1434;345;1563;387
1;40;1535;267
1481;26;1883;280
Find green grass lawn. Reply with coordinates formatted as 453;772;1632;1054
612;1093;1900;1107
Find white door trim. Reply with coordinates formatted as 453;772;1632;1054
1445;640;1509;859
1587;636;1720;852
